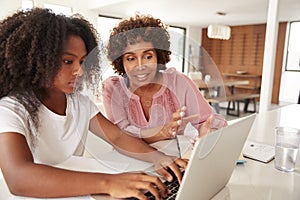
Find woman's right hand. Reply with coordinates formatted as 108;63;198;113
141;106;186;143
105;172;168;200
158;106;186;140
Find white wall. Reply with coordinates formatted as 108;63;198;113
0;0;22;19
0;0;99;29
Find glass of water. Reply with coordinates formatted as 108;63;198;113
274;127;300;172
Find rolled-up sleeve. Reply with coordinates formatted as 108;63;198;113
168;69;227;131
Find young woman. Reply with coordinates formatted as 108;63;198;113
0;8;187;200
102;14;227;144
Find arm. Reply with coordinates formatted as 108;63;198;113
102;78;184;143
89;112;188;183
186;79;227;136
0;132;106;198
198;113;228;137
0;132;172;199
172;70;227;136
140;107;185;143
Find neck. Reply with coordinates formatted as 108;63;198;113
41;89;67;115
136;83;160;93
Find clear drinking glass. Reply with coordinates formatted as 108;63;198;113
274;127;300;172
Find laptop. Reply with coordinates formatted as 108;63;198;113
140;113;255;200
175;113;256;200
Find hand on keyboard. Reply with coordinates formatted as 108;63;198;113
126;168;185;200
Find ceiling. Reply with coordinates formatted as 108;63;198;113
88;0;300;27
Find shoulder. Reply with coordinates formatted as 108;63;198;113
0;96;26;114
0;96;28;134
103;76;122;85
68;93;99;117
164;67;188;78
70;92;90;101
102;76;126;92
102;76;127;95
163;67;192;84
68;93;95;106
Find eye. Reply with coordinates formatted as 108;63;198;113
144;54;153;60
63;59;73;64
126;56;136;62
80;60;85;65
80;60;86;69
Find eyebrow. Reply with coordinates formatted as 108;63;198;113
123;48;155;55
62;52;86;58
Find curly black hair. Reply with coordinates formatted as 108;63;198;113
0;8;101;143
106;14;171;75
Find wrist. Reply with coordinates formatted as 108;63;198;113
95;173;114;195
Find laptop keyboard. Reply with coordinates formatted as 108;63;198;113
128;169;184;200
144;176;180;200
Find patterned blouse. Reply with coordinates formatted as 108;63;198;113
102;67;226;138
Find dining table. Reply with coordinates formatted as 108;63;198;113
192;79;249;92
192;78;250;114
1;104;299;200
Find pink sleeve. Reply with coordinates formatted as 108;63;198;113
101;77;142;137
101;77;117;121
168;69;227;130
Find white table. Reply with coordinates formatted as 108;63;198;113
219;104;300;200
1;104;300;200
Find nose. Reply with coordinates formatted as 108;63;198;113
136;57;145;70
73;63;84;76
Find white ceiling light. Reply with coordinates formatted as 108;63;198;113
207;24;231;40
207;11;231;40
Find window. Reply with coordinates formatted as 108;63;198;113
98;15;121;43
97;15;121;80
167;26;186;72
285;21;300;71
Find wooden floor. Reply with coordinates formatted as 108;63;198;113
219;101;291;122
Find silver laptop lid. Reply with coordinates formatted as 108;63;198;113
176;114;256;200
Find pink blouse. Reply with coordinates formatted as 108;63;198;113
102;67;226;137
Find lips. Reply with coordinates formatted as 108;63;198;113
68;78;82;88
135;73;149;81
68;81;76;88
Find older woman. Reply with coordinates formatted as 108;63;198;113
102;14;227;144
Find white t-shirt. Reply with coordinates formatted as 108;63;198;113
0;93;99;165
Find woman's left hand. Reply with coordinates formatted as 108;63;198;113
198;114;227;137
198;115;215;137
153;156;188;184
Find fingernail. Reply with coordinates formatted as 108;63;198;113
189;138;195;143
172;131;176;136
180;111;185;117
167;176;172;182
181;106;187;111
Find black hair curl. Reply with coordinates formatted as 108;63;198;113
0;8;101;144
106;14;171;75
